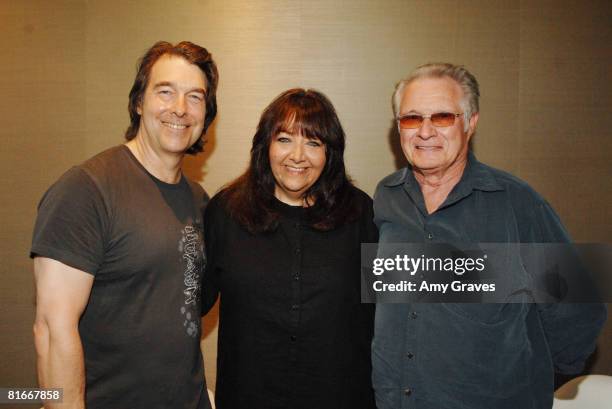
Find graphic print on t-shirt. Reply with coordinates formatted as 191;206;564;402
179;224;203;338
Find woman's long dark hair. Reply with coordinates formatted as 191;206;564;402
223;88;361;233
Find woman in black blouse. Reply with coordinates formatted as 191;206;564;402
203;89;377;409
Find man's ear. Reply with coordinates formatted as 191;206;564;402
467;112;479;140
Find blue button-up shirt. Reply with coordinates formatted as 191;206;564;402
372;153;606;409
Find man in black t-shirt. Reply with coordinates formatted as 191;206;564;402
31;41;218;409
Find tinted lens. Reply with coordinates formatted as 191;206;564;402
430;112;457;127
398;114;423;129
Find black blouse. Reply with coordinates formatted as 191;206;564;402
203;187;378;409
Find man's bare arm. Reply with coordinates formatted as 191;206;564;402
33;257;94;409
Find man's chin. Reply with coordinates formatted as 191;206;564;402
161;139;198;155
409;159;445;172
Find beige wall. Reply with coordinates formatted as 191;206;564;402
1;0;610;392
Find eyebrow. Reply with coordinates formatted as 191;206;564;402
153;81;207;96
400;109;454;116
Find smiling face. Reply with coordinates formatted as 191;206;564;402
399;76;478;177
269;131;326;206
135;54;207;159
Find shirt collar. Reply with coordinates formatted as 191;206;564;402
461;152;505;192
383;152;505;193
383;167;410;187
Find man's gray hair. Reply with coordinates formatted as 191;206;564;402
393;63;480;132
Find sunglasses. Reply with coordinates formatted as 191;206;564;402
397;112;463;129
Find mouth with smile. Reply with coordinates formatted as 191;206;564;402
415;145;441;151
285;165;309;174
162;121;189;130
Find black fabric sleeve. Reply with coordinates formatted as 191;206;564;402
532;201;608;374
354;189;378;408
202;193;224;315
358;189;379;244
31;167;107;275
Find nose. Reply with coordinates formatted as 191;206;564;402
288;142;305;162
416;117;436;139
172;94;187;117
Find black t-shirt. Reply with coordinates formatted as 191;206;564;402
31;146;211;409
203;187;378;409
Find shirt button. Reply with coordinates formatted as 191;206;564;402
406;352;414;359
411;311;418;319
404;388;412;396
295;247;301;255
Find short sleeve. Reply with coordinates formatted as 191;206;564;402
31;166;107;275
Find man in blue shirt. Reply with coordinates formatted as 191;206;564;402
372;63;606;409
